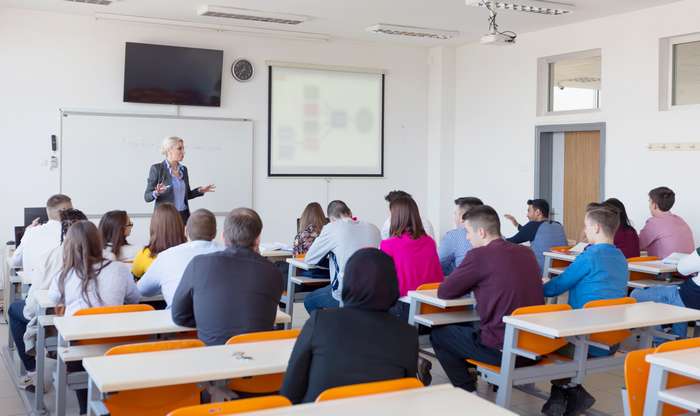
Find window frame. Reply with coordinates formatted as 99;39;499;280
660;32;700;111
537;49;602;117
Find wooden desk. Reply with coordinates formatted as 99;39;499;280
644;347;700;415
492;302;700;408
84;339;297;416
406;289;476;326
281;258;329;329
240;385;517;416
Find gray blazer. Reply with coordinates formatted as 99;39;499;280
144;161;202;210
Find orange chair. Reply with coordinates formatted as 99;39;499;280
627;256;660;281
226;329;301;394
621;338;700;416
167;395;292;416
467;304;573;385
103;340;205;416
415;282;459;315
549;246;574;270
73;304;155;345
316;377;423;402
584;297;636;347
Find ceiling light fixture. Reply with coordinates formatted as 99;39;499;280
466;0;575;16
197;6;309;25
65;0;114;5
366;24;460;40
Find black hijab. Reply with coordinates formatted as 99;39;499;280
342;248;399;311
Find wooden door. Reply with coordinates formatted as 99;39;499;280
563;131;601;240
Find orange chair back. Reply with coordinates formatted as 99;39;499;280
511;304;572;356
167;395;292;416
225;329;301;394
73;304;155;345
549;247;574;269
416;282;462;314
316;377;423;402
103;340;205;416
584;297;636;346
551;246;572;253
627;257;660;281
624;348;655;416
654;338;700;416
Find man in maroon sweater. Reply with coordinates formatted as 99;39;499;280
430;205;544;392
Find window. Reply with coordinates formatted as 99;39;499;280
660;33;700;110
672;40;700;106
537;50;602;115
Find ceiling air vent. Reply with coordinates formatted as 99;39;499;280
366;24;460;40
197;6;309;25
466;0;575;15
65;0;113;4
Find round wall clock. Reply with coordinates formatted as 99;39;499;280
231;59;254;82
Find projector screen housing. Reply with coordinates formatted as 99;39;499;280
267;64;385;177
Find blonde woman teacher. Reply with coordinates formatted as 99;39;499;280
144;137;216;224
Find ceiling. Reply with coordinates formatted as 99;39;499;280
0;0;683;45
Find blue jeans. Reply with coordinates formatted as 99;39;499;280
8;300;35;372
303;286;339;314
631;286;687;340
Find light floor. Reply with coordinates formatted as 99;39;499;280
0;305;627;416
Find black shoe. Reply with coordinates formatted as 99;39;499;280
542;385;567;416
417;356;432;386
563;385;595;416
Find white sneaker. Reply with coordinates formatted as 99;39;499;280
17;371;36;390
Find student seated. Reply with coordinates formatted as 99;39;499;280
631;247;700;340
603;198;640;258
292;202;330;279
131;203;186;279
280;248;418;404
381;190;434;239
8;208;85;390
137;209;223;307
303;200;381;313
380;196;443;315
430;206;543;392
542;206;629;416
48;220;140;415
438;197;483;275
504;198;568;270
99;210;140;262
11;194;72;283
171;208;283;346
639;186;694;258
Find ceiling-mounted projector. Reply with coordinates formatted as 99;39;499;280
480;32;516;45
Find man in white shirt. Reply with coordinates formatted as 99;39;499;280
138;209;223;307
380;190;434;240
11;194;72;284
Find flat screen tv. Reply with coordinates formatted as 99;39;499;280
123;42;223;107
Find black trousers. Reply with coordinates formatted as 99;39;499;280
179;209;190;225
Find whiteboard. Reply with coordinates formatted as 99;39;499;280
60;110;253;216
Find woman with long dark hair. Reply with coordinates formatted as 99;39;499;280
131;203;186;278
603;198;640;258
99;210;139;262
293;202;328;256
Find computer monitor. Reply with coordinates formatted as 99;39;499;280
14;226;25;246
24;207;48;227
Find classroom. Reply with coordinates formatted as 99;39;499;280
1;0;700;415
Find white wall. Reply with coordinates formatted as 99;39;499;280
453;0;700;242
0;8;430;246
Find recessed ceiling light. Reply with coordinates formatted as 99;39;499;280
466;0;575;15
366;24;460;40
64;0;113;5
197;5;309;25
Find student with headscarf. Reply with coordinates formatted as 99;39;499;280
280;248;419;404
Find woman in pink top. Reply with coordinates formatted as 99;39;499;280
380;196;443;300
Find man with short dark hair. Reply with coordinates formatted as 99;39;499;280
139;209;223;307
639;186;694;258
381;190;434;239
171;207;282;345
430;205;543;393
504;198;568;270
303;200;381;313
438;197;484;274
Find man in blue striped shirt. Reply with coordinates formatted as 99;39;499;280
438;197;484;275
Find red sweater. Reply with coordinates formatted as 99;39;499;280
438;239;544;349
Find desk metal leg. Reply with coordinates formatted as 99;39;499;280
496;325;519;408
284;266;296;330
34;319;46;414
56;335;67;416
571;336;590;385
642;365;667;416
407;297;419;326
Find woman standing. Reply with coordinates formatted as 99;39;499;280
144;136;216;224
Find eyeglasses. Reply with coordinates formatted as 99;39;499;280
126;223;134;228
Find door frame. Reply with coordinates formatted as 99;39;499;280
534;122;606;205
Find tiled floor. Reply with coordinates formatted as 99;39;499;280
0;304;629;416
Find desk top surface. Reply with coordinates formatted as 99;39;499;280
83;339;296;393
646;347;700;379
503;302;700;338
407;289;475;308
